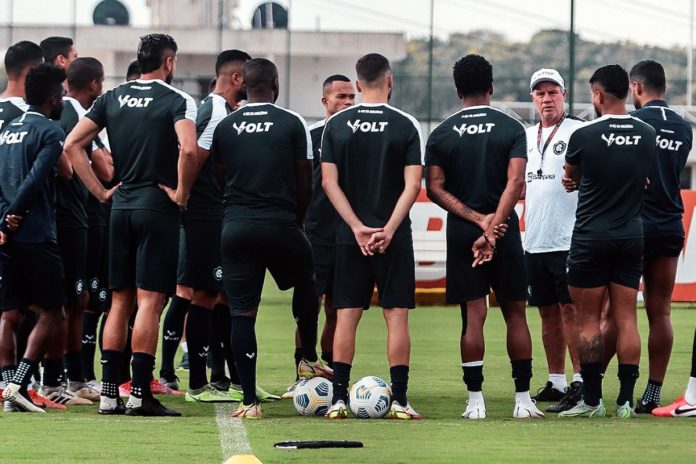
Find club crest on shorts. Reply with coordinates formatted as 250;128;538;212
553;141;566;155
213;266;223;281
98;289;108;302
527;285;533;299
75;279;84;295
90;277;100;291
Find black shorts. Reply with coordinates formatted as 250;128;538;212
0;242;66;311
445;214;528;304
332;242;415;310
57;226;88;306
221;220;315;315
177;218;223;293
567;237;643;289
109;209;179;294
525;251;571;307
308;238;335;297
643;235;684;260
86;223;110;312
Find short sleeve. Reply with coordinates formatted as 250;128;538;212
320;120;336;164
197;99;227;151
172;93;197;124
565;128;584;166
85;93;108;128
210;122;222;165
424;129;442;167
404;118;424;166
509;123;527;159
293;115;312;160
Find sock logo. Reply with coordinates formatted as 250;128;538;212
198;346;210;358
83;334;96;345
245;352;256;360
163;330;180;341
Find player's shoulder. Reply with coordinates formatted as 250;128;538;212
309;119;325;135
24;111;65;139
0;96;28;112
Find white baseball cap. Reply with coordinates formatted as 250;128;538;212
530;68;565;91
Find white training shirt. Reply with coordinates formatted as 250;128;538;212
524;116;583;253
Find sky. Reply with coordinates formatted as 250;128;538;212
0;0;693;49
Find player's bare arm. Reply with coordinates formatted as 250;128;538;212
159;118;199;210
486;157;526;241
563;163;580;192
56;152;73;179
64;117;117;203
294;158;313;226
321;161;382;256
91;147;114;183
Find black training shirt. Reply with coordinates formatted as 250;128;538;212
566;114;656;239
631;100;692;238
304;120;339;245
0;97;28;131
321;103;424;246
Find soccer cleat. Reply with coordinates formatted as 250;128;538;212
159;375;180;391
3;383;46;413
98;396;127;415
532;381;565;402
119;380;132;398
255;384;281;402
298;358;333;380
67;380;101;401
634;398;659;414
3;399;21;412
186;385;235;403
125;396;182;417
176;352;190;371
652;396;696;417
281;379;303;399
86;380;102;394
615;401;637;419
513;398;545;419
546;381;582;413
325;400;348;419
28;389;65;410
150;378;170;395
210;378;231;392
558;399;606;418
228;384;281;403
230;402;262;419
388;401;422;420
40;386;93;406
461;398;486;420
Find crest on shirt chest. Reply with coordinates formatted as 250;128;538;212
553;140;566;155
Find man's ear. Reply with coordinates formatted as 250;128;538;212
356;80;363;93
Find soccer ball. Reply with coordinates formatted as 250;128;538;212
349;376;392;419
293;377;333;416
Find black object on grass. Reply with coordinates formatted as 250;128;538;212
274;440;364;449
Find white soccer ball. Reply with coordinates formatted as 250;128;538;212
293;377;333;416
349;376;392;419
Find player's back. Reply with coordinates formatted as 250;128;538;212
425;105;527;215
0;96;28;131
630;102;693;236
85;78;196;212
321;103;423;244
212;102;311;225
567;115;657;239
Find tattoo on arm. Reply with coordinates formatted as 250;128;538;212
578;334;604;364
427;169;482;225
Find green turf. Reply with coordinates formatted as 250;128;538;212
3;282;696;463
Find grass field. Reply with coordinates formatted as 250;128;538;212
4;281;696;464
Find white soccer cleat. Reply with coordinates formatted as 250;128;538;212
513;397;545;419
40;386;93;406
3;383;46;413
67;380;101;401
388;401;423;420
461;398;486;420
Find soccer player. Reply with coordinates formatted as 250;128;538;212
559;65;656;419
0;64;68;412
425;54;541;420
50;57;112;406
322;53;422;420
126;60;141;82
652;329;696;417
64;33;199;417
524;69;583;412
284;74;355;398
212;58;327;419
629;60;691;413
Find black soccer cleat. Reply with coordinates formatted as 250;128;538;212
634;398;659;414
125;396;182;417
546;380;582;413
98;397;127;415
532;381;565;402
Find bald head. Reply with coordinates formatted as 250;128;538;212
243;58;278;93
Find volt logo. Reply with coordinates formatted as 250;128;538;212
118;95;153;108
232;121;273;135
0;131;28;145
453;123;495;137
656;135;683;151
601;133;641;147
347;120;388;133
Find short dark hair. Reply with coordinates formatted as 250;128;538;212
590;64;629;100
215;49;251;76
355;53;390;85
67;57;103;91
126;60;141;81
25;64;66;106
453;54;493;98
39;36;74;64
629;60;666;94
4;41;43;78
243;58;278;92
137;33;178;74
322;74;351;88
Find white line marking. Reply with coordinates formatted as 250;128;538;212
215;403;252;460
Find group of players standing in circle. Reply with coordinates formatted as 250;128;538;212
1;31;695;421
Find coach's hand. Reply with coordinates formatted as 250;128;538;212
159;184;188;211
4;214;22;232
471;234;495;267
353;224;383;256
561;175;577;193
367;229;393;255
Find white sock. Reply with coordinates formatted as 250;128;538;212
126;395;142;409
549;373;567;391
181;342;188;353
468;390;484;402
515;391;532;404
99;396;117;410
685;377;696;404
572;372;583;383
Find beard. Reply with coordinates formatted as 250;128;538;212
165;70;174;85
237;87;247;101
49;102;64;120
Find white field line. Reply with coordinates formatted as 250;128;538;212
215;403;253;460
